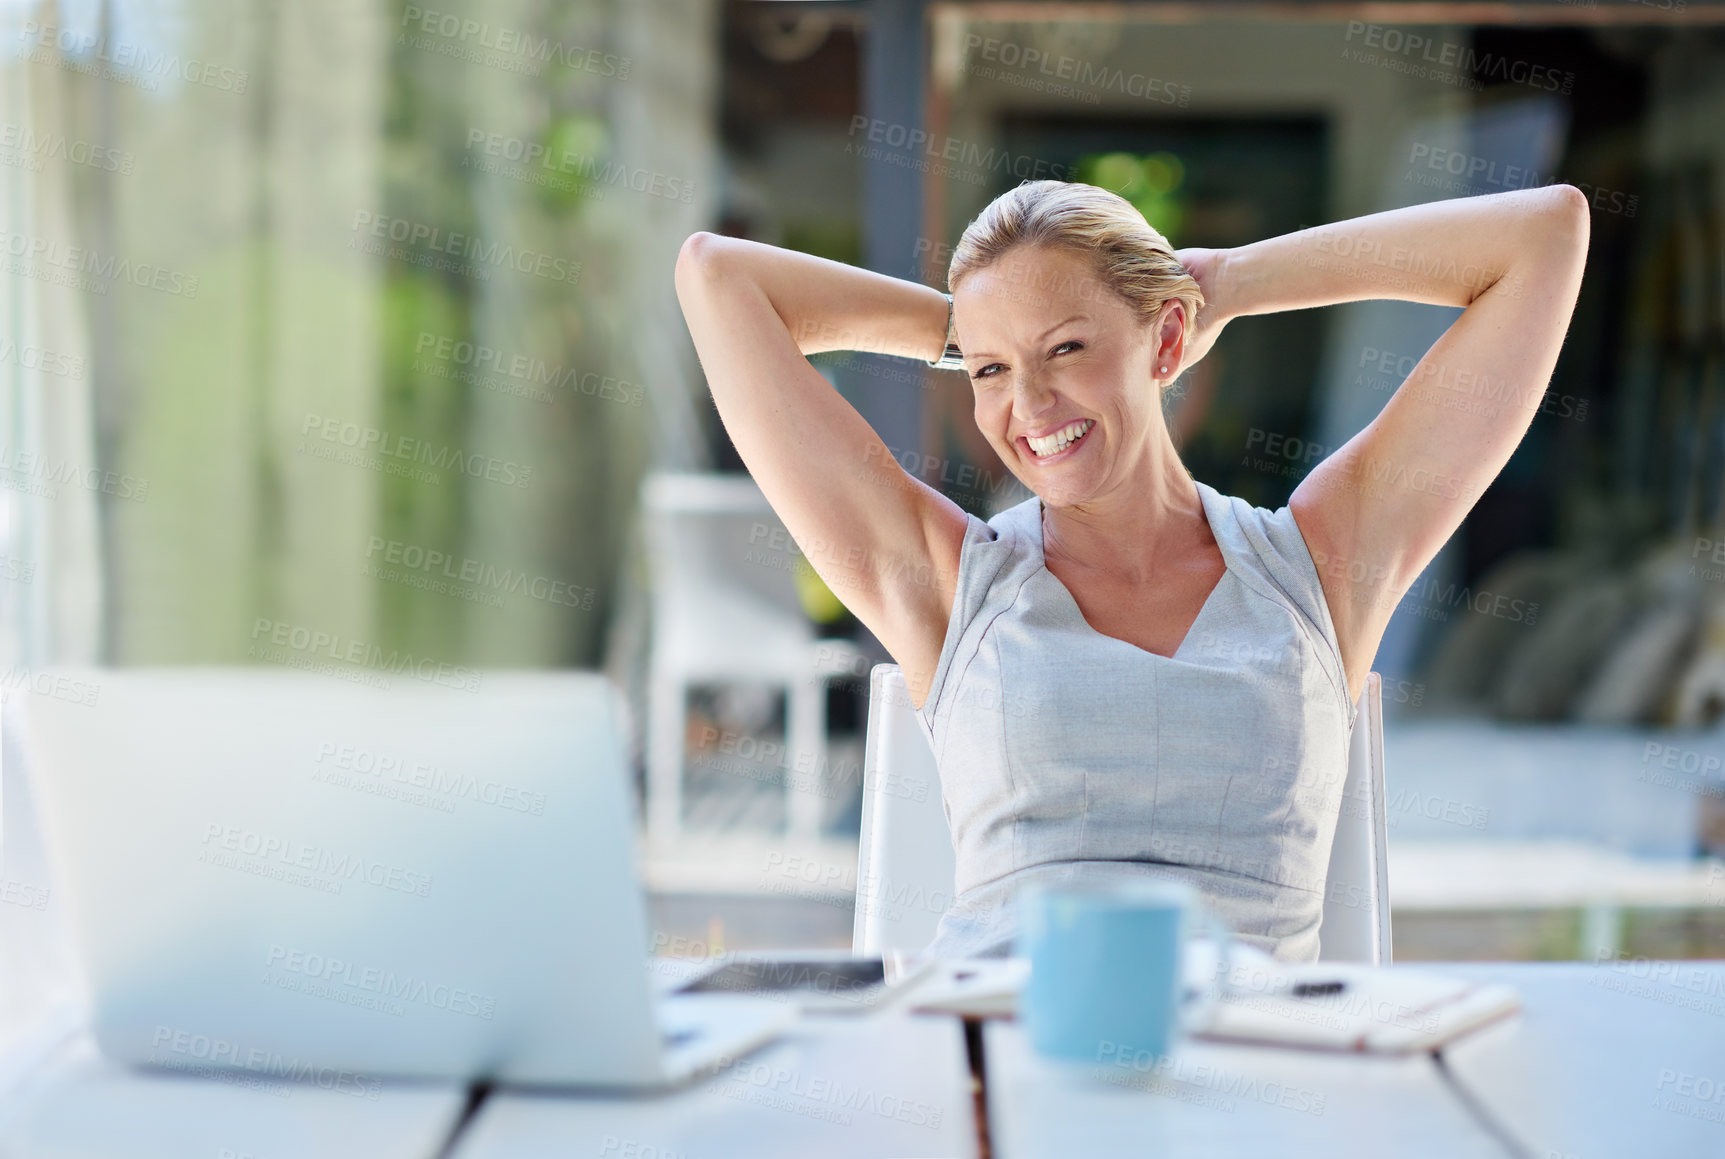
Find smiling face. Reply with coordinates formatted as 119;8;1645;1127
955;242;1184;508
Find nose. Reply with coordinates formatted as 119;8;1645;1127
1010;368;1058;423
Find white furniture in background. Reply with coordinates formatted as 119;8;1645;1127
1386;840;1725;961
640;473;866;850
853;664;1391;964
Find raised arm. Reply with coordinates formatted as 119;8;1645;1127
1186;185;1591;705
673;234;971;709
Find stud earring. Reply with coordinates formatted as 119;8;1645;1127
1159;365;1169;375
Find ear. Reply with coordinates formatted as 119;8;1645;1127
1152;300;1187;373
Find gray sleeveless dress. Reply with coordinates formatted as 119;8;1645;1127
916;477;1360;963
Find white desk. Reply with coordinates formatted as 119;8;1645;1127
0;1027;469;1159
1438;961;1725;1159
0;950;973;1159
19;959;1718;1158
448;1009;978;1159
985;961;1725;1158
983;1018;1503;1158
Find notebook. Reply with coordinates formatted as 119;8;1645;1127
1197;959;1521;1053
903;944;1520;1054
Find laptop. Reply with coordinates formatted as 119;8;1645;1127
17;668;796;1090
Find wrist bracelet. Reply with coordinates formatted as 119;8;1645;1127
926;292;965;370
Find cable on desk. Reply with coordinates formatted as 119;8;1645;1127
431;1081;493;1159
1430;1050;1535;1159
963;1016;993;1159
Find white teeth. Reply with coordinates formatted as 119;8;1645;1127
1027;419;1093;458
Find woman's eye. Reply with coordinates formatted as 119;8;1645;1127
972;342;1077;380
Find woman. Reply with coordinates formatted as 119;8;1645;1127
674;180;1589;961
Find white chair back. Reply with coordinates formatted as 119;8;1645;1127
852;668;960;953
853;665;1391;964
1321;669;1393;964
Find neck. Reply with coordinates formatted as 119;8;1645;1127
1039;427;1206;585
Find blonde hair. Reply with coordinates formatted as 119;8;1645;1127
946;180;1204;393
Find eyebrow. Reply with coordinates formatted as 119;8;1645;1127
963;313;1089;362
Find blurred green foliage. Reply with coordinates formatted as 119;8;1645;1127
1077;149;1187;238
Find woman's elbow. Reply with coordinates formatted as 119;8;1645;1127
675;230;722;286
1537;183;1591;254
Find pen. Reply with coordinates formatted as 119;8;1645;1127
1289;980;1347;997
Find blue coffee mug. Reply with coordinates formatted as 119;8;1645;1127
1015;878;1232;1065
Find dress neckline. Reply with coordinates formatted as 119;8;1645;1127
1027;478;1234;662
